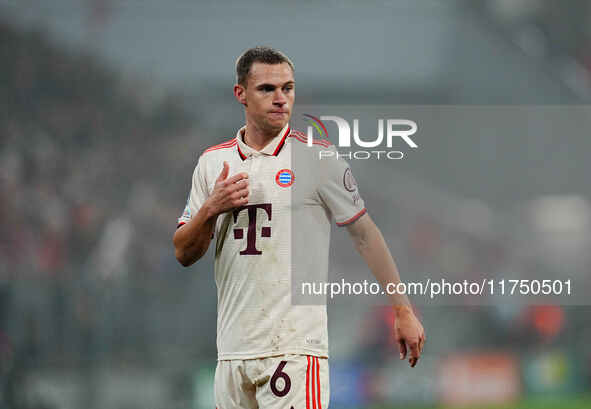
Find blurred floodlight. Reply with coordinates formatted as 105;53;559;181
529;195;591;233
527;195;591;266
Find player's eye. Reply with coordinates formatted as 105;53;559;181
283;85;294;92
260;85;275;92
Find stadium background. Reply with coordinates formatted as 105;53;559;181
1;0;591;408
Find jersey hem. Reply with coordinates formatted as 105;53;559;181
217;348;329;361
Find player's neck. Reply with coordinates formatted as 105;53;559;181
243;122;282;152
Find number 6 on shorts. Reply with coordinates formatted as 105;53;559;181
260;355;329;409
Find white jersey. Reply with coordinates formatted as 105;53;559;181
178;124;366;360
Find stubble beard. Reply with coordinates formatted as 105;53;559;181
254;113;291;137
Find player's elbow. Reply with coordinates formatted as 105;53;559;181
346;214;375;250
178;257;195;268
175;248;195;267
173;225;210;266
349;225;369;251
174;248;191;267
174;242;207;267
173;233;197;267
352;234;370;258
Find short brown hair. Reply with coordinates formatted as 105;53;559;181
235;46;295;86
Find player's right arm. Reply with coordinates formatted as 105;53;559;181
173;161;249;267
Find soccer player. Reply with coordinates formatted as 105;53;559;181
173;46;425;409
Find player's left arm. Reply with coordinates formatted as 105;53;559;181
346;213;426;367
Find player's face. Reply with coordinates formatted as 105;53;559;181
238;62;295;133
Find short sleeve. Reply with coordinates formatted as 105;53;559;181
316;147;366;226
177;158;209;227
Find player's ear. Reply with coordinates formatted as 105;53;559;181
234;84;247;106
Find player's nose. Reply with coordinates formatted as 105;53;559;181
273;89;287;105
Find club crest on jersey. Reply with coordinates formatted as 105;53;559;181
275;169;294;187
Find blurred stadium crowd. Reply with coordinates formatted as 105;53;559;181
2;1;591;407
0;19;208;409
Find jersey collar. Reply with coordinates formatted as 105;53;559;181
236;124;290;160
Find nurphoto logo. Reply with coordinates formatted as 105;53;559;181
303;114;419;160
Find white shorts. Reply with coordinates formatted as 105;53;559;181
215;354;329;409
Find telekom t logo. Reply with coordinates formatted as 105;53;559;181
304;114;418;148
233;204;272;255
